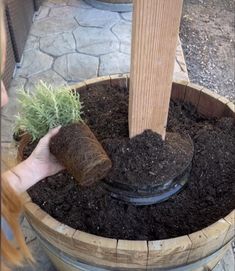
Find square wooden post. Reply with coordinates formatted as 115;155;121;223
129;0;183;139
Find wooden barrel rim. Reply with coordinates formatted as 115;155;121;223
22;74;234;269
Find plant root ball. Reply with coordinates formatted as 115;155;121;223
49;123;112;186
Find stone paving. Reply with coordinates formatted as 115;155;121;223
0;0;233;270
12;0;188;89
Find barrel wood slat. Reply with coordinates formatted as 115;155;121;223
226;102;235;118
187;231;208;263
21;191;32;203
171;80;188;102
148;235;192;268
24;202;76;253
223;210;235;245
110;73;129;89
187;219;232;265
83;76;111;89
21;75;234;271
217;96;230;107
117;240;148;269
70;81;88;93
42;216;76;247
73;231;117;268
70;74;129;93
217;96;233;117
197;88;229;118
192;86;234;118
37;223;76;260
184;82;204;107
200;219;231;258
172;81;234;119
24;202;46;226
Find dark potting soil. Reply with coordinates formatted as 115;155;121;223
103;131;193;188
27;85;235;241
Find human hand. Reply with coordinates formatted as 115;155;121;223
2;127;64;193
25;126;64;181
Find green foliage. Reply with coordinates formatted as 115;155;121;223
14;81;83;141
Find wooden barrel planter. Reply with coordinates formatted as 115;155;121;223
22;75;234;271
84;0;132;12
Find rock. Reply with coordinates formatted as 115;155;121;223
1;117;15;142
54;53;99;81
30;16;78;37
16;50;53;77
25;70;67;92
8;77;27;97
120;42;131;54
99;52;130;75
49;6;80;18
73;26;118;56
112;21;132;54
1;77;25;134
75;8;119;27
120;12;132;22
24;35;40;51
40;32;76;57
112;21;132;41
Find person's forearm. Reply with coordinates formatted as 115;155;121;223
2;157;43;194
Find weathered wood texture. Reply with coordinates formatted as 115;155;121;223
172;80;235;118
223;210;235;245
117;240;148;269
21;76;234;270
129;0;183;139
148;236;192;268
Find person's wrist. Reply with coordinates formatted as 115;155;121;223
24;156;47;182
2;158;44;194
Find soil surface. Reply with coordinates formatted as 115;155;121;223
103;131;193;188
180;0;235;101
27;85;235;241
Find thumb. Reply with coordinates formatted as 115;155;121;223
42;126;62;143
48;126;62;138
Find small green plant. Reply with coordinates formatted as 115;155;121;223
14;81;83;141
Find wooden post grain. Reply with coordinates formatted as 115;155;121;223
129;0;183;139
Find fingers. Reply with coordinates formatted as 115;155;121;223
47;126;62;138
40;126;62;144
